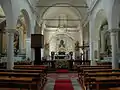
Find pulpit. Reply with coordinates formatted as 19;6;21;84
31;34;44;65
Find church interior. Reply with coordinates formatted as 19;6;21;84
0;0;120;90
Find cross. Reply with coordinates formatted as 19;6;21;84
79;41;89;61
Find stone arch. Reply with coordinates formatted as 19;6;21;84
15;9;31;56
20;9;31;38
40;3;82;34
0;5;6;54
41;3;81;19
94;9;110;59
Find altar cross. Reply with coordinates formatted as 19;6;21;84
79;41;89;61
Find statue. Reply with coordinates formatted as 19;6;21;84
75;41;79;51
14;31;19;55
59;40;65;48
44;43;49;50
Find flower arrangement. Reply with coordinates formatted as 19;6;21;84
55;60;68;69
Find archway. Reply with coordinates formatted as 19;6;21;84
41;3;83;60
16;9;31;59
94;9;110;60
0;5;6;56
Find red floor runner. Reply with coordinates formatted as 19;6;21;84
56;69;69;73
54;79;74;90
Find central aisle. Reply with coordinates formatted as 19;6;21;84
54;79;74;90
43;73;82;90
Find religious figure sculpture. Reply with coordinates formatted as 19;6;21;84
44;43;49;59
14;31;19;55
59;40;65;48
75;41;80;51
44;43;49;50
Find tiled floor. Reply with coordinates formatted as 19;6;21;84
43;73;82;90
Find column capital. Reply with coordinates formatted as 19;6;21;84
5;28;16;33
26;38;31;42
108;28;120;33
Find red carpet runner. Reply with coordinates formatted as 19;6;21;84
54;79;74;90
56;69;69;73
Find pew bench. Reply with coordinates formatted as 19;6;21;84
78;67;112;83
84;73;120;90
0;69;47;88
109;87;120;90
0;75;40;90
14;65;47;75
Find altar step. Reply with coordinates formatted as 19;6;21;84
48;69;77;73
56;69;69;73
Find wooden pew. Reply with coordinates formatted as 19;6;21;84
84;72;120;90
14;65;47;74
0;72;41;90
0;69;47;87
109;87;120;90
77;65;120;90
14;65;47;77
78;67;112;81
0;77;35;90
14;65;47;85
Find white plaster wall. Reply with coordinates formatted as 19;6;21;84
89;0;114;58
44;31;81;44
10;0;36;35
0;0;36;61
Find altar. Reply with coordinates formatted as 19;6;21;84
55;55;66;59
54;51;68;59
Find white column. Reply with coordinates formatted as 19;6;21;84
41;48;44;60
31;48;35;65
7;29;15;70
98;40;100;60
19;31;24;54
90;41;95;65
110;29;119;69
101;31;105;53
26;38;31;60
89;16;95;65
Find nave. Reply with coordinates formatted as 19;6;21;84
0;62;120;90
1;0;120;90
44;73;82;90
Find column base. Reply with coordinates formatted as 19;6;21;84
90;60;97;66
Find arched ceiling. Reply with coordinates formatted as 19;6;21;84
34;0;88;27
0;5;5;23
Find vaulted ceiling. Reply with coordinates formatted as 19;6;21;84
33;0;88;28
0;5;5;24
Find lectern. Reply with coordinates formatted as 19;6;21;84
31;34;44;65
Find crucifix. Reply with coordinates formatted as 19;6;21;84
79;41;89;61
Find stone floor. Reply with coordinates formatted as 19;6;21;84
43;73;83;90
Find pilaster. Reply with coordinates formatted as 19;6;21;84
6;28;16;70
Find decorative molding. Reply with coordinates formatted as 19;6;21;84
5;28;16;33
88;0;100;13
107;28;120;33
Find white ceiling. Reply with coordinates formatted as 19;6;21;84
34;0;88;27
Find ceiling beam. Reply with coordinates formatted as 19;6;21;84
36;5;88;8
44;28;80;32
43;18;81;21
46;25;78;28
44;29;79;32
